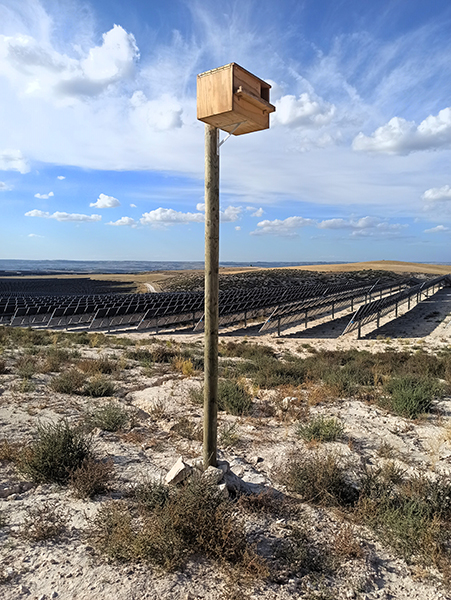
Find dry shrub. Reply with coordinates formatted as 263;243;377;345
333;524;364;559
282;450;358;507
91;477;267;575
70;457;114;498
172;357;194;377
83;374;115;397
78;357;117;375
170;416;202;441
0;439;21;463
51;368;86;394
272;385;309;423
0;358;6;374
20;501;68;541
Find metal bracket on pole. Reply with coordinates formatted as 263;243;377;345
218;122;245;151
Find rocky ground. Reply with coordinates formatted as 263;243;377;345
1;279;451;600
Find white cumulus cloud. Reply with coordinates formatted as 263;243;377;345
130;91;183;131
221;206;242;222
353;107;451;155
235;226;241;231
251;216;315;236
25;209;101;222
130;203;137;208
0;149;29;173
90;193;120;208
422;185;451;202
250;207;264;217
273;93;335;128
0;181;12;191
1;25;139;102
424;225;449;233
107;217;136;227
34;191;54;199
28;233;44;238
57;176;65;180
140;207;204;227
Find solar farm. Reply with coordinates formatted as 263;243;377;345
1;272;450;337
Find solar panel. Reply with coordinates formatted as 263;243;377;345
342;275;451;337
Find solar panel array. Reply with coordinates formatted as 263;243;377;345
2;274;441;336
0;278;391;333
258;279;411;335
193;280;382;332
342;275;451;336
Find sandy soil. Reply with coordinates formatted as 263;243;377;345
1;266;451;600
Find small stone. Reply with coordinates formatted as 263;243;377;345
202;466;224;485
165;456;192;485
19;585;30;595
51;593;59;599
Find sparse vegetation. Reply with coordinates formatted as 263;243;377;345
20;501;68;541
83;374;115;397
85;402;130;432
70;457;114;498
282;450;359;507
51;368;86;394
381;375;444;418
18;420;94;485
90;476;266;574
296;416;344;443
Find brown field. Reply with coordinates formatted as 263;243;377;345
7;260;451;293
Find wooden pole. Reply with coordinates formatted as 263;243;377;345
203;124;219;468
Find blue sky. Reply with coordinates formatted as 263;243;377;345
1;0;451;263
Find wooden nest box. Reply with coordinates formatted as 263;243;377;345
197;63;275;135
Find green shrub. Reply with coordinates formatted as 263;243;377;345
381;376;444;418
16;356;37;379
40;347;72;373
189;381;253;416
83;374;115;398
85;402;129;431
51;368;86;394
356;470;451;566
236;355;306;388
218;380;253;415
219;341;275;360
19;420;94;485
282;451;358;507
297;416;344;442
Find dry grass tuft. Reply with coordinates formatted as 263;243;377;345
20;501;68;541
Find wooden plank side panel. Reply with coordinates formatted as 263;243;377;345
232;64;261;97
232;95;269;129
197;67;233;119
